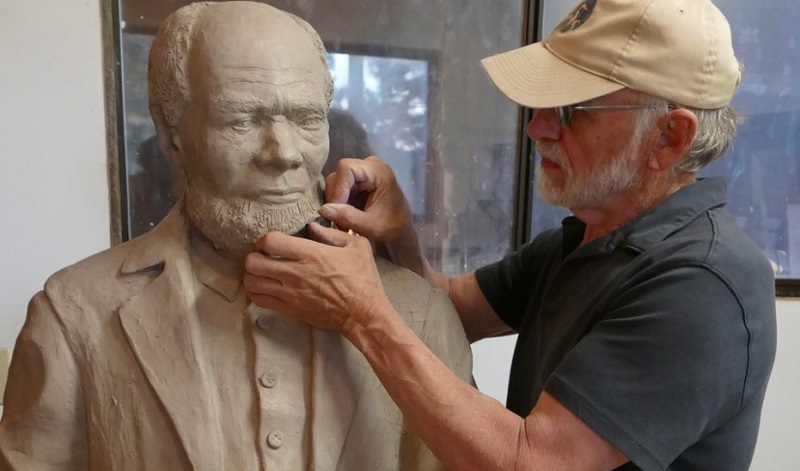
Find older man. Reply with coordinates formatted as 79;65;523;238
243;0;778;470
0;2;471;470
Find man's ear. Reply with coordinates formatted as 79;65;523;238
647;108;698;172
151;107;184;168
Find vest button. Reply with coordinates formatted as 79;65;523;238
256;315;274;331
267;431;284;449
259;372;278;388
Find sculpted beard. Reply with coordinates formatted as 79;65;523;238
185;177;325;257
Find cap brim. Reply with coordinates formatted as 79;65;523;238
481;42;625;108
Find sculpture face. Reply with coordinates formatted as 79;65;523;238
175;4;330;256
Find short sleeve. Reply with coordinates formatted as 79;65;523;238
544;265;752;470
475;230;564;331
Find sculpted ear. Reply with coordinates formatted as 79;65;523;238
648;109;698;172
151;107;184;168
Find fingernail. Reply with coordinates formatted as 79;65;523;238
319;205;338;220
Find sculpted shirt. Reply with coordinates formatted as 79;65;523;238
191;234;313;471
476;178;777;471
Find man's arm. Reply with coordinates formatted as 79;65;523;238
243;229;628;470
448;272;514;343
0;293;87;471
348;303;628;471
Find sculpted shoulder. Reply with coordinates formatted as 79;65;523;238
42;207;189;314
375;257;473;382
375;256;437;315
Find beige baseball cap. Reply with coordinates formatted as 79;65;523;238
481;0;741;109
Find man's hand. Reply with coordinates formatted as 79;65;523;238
243;223;393;337
323;156;432;279
322;156;413;243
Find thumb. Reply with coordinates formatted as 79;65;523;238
307;222;355;247
319;203;371;234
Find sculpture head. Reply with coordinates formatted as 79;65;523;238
148;1;335;257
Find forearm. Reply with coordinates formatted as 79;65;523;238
344;302;527;471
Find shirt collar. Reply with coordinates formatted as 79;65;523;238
562;177;728;255
189;231;244;303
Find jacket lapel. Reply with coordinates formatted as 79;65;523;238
117;209;223;471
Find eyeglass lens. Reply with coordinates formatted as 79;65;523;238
557;106;572;127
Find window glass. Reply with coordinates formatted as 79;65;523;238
707;0;799;278
118;0;525;275
532;0;799;280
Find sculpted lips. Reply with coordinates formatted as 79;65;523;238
247;186;307;203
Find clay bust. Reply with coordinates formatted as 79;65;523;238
0;2;472;470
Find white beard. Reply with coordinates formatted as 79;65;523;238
185;178;324;258
536;133;645;209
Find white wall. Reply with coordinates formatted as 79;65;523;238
0;0;797;467
0;0;110;380
750;302;800;469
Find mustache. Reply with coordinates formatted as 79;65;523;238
535;142;564;166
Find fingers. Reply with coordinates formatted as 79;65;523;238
325;167;357;205
325;157;388;205
243;255;288;308
242;268;282;295
307;222;355;247
252;231;315;261
318;203;369;234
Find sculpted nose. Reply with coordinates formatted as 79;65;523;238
527;109;563;142
257;119;303;170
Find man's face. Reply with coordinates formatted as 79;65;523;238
173;8;330;255
528;90;656;210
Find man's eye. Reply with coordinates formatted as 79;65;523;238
229;117;257;133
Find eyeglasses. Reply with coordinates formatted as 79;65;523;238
556;103;675;127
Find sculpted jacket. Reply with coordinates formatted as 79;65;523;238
0;208;473;471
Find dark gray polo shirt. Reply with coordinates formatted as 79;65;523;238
475;178;777;471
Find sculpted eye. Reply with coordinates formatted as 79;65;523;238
297;114;325;130
229;117;257;133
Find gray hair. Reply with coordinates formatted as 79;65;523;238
675;105;742;172
634;96;741;174
148;2;334;128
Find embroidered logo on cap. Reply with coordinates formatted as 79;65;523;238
556;0;597;33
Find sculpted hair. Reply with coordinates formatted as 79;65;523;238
284;12;334;109
148;2;334;128
148;2;208;128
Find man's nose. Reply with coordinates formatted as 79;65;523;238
526;109;563;141
256;119;303;170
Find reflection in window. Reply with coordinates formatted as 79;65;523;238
327;51;430;218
